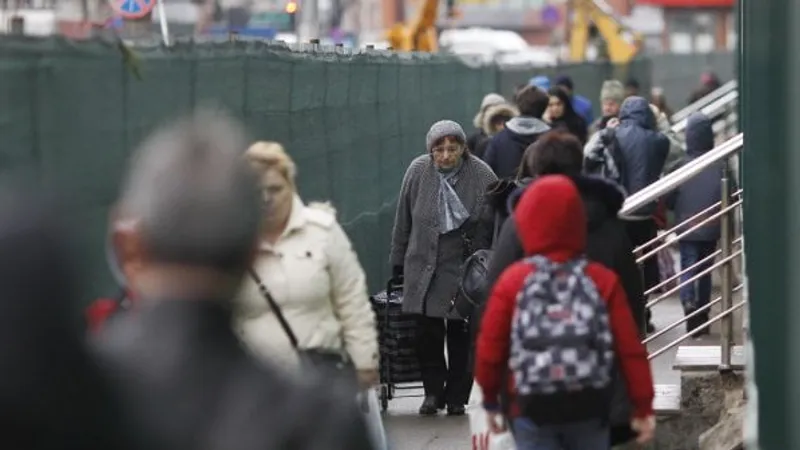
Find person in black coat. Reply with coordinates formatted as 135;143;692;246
547;86;588;145
482;86;551;179
0;185;130;450
665;111;736;336
473;131;645;447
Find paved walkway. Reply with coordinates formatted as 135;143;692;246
382;294;738;449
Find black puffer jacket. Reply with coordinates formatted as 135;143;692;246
474;175;645;445
615;96;670;217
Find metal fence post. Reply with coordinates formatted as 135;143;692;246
719;158;733;371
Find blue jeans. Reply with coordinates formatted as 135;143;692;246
512;418;609;450
678;241;717;311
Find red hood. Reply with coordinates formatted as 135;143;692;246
514;175;586;262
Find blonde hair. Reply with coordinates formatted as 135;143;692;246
244;141;297;187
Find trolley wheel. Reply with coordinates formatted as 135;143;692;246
380;385;389;412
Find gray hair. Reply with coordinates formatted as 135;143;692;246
117;109;261;273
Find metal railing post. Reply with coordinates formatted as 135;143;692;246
719;158;734;371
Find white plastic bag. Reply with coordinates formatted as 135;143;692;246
488;431;516;450
359;389;389;450
468;385;516;450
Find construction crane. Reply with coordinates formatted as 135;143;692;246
568;0;641;64
386;0;455;52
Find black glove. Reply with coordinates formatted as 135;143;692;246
391;266;404;285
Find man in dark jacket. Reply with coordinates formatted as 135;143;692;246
614;96;670;333
665;112;733;336
474;132;645;446
482;85;551;179
0;187;129;450
93;110;372;450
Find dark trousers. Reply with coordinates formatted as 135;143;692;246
624;219;661;290
678;240;717;312
415;315;472;406
625;219;660;324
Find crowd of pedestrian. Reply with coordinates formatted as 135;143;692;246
390;70;728;449
0;69;728;450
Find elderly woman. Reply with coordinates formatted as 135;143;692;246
234;141;380;390
390;120;497;416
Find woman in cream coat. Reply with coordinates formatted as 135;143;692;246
235;141;379;389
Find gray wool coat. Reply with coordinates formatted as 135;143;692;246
390;154;498;319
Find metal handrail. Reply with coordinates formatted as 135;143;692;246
635;200;742;264
619;133;743;217
643;237;742;297
648;299;746;360
670;80;738;124
633;190;743;256
645;250;742;309
643;283;744;345
671;90;739;135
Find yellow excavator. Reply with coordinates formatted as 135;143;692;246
386;0;453;51
568;0;641;64
386;0;637;60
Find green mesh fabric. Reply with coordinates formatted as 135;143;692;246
0;36;732;314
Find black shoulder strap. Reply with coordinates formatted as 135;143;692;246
608;131;628;188
248;269;300;350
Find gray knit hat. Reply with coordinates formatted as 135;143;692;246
426;120;466;152
600;80;625;103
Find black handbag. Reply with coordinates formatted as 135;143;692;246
451;211;502;320
248;269;355;376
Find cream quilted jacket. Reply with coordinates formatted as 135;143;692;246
234;195;379;371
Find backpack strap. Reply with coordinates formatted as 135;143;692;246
525;255;588;271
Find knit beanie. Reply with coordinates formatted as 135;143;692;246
426;120;466;152
600;80;625;103
473;93;507;128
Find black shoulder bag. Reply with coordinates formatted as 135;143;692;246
450;211;502;321
248;269;355;377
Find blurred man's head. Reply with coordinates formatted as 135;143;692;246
113;109;261;298
514;85;550;119
625;78;640;97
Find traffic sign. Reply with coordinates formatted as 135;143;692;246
112;0;157;20
541;4;560;26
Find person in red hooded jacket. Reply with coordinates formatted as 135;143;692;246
85;224;136;334
474;175;655;449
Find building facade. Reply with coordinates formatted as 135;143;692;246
636;0;736;53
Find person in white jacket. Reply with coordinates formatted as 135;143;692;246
234;141;380;390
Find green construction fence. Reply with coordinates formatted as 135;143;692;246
0;36;731;313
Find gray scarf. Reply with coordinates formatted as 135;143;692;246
437;161;469;234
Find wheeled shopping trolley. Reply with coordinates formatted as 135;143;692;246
369;281;424;412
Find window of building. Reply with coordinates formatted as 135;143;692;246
666;9;717;53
